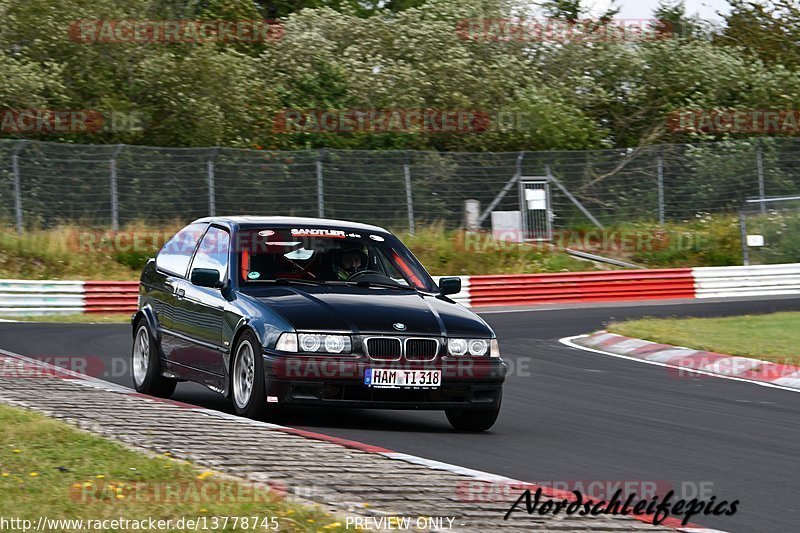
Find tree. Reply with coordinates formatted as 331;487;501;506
720;0;800;68
538;0;619;23
653;1;703;39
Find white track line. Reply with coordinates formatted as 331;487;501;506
0;345;724;532
476;293;800;314
559;334;800;395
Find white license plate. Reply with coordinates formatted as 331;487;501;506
364;369;441;389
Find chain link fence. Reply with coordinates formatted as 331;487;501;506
2;138;799;232
740;196;800;266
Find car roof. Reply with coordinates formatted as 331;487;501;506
191;216;392;234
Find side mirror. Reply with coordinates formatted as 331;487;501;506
438;277;461;296
191;268;223;289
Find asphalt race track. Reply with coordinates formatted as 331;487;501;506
2;296;799;532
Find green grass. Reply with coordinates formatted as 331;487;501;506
2;314;131;324
0;222;595;280
554;215;742;268
0;216;749;282
0;223;180;280
399;224;594;275
0;403;345;532
624;215;741;268
608;312;800;365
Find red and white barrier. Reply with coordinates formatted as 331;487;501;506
83;281;140;313
692;264;800;299
0;280;86;315
2;263;800;315
0;280;139;315
442;263;800;307
466;269;695;307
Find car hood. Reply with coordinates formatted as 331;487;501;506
241;285;492;337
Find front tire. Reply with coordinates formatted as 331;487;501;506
231;331;269;419
445;392;502;432
132;320;176;398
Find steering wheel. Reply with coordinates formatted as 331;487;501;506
346;270;391;282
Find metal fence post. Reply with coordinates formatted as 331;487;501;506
756;138;766;214
207;147;219;217
657;150;665;225
110;144;123;230
547;165;605;230
739;210;750;266
11;140;27;234
316;150;325;218
404;162;415;234
477;151;524;227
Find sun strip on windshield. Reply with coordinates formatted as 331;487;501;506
241;248;250;280
391;251;423;289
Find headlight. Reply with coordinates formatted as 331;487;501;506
447;338;468;356
299;333;351;354
469;339;488;355
275;333;352;354
300;334;321;352
448;338;490;356
324;335;347;353
490;338;500;358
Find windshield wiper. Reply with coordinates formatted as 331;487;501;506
348;280;418;291
271;278;337;286
257;278;418;291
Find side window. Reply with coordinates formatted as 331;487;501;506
155;223;207;277
190;226;230;284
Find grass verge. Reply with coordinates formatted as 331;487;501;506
0;215;749;281
0;223;594;280
608;312;800;365
0;403;345;531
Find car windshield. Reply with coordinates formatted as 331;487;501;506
236;227;437;292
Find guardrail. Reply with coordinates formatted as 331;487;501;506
693;264;800;299
1;263;800;315
0;280;139;316
466;269;695;307
0;280;86;316
84;281;140;313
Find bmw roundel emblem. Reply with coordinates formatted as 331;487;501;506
393;322;407;331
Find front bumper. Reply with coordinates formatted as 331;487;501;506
262;353;506;410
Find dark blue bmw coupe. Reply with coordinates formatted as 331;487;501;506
132;217;506;430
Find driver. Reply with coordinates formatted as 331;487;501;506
334;246;368;281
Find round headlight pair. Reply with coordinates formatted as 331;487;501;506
276;333;351;354
298;334;350;354
447;338;489;356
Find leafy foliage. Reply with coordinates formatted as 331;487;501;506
720;0;800;69
0;0;799;150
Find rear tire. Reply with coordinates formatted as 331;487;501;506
445;392;502;432
131;319;176;398
231;331;270;419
